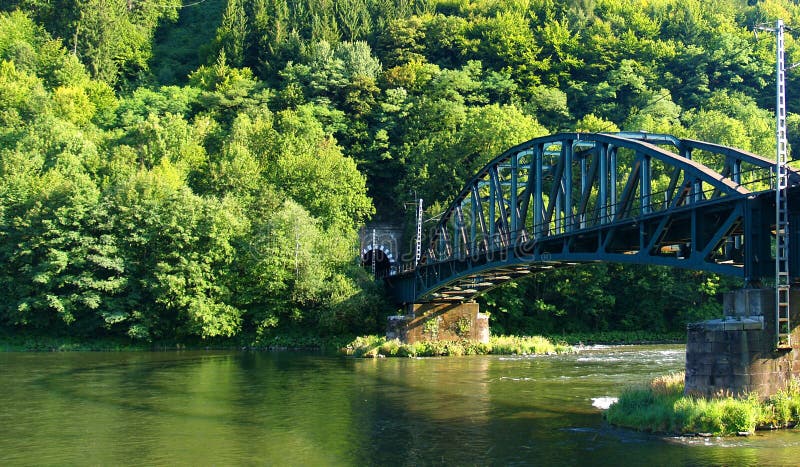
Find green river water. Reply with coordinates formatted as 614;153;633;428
2;344;800;466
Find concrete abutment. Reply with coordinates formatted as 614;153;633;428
685;288;800;398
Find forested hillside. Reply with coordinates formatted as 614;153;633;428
1;0;799;342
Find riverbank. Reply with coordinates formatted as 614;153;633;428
0;329;679;352
606;372;800;435
0;330;355;353
341;334;572;357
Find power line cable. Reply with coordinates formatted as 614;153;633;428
133;0;212;9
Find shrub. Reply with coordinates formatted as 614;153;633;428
340;334;571;357
609;373;800;435
488;335;570;355
342;335;385;357
719;395;761;434
379;339;401;356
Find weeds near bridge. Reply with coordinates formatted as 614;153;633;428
606;373;800;435
489;335;571;355
341;335;572;358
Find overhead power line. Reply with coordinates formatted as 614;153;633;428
132;0;212;9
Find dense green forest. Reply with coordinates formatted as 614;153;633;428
1;0;799;343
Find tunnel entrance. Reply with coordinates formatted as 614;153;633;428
362;249;392;278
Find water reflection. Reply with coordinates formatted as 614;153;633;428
1;347;799;465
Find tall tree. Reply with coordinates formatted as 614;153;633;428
215;0;249;67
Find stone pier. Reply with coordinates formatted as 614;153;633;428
386;302;490;344
685;288;800;398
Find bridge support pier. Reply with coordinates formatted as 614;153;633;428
685;288;800;398
386;302;490;344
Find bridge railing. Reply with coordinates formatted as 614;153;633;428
394;133;792;276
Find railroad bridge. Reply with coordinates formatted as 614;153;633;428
384;132;800;397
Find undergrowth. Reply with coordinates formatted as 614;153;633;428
341;335;572;358
606;373;800;435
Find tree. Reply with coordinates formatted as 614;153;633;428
105;162;246;340
188;54;269;127
398;101;546;207
215;0;249;67
247;104;374;230
0;168;123;333
233;195;327;335
470;11;546;89
9;0;181;87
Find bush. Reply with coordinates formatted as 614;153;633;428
341;335;386;357
608;373;800;435
489;335;569;355
340;334;572;358
607;383;682;433
763;378;800;428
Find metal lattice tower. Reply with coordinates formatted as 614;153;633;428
774;20;792;349
415;199;423;267
371;229;376;276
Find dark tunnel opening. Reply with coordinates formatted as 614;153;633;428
362;249;392;278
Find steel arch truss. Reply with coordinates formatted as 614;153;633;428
388;132;797;304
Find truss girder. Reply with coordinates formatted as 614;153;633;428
387;133;800;304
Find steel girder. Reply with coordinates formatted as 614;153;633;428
386;132;799;304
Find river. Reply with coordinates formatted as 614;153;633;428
1;344;799;465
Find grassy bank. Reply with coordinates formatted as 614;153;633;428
1;329;680;353
0;330;356;353
606;373;800;435
0;332;146;352
341;335;572;358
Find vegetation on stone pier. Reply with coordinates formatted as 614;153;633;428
341;335;572;357
606;373;800;435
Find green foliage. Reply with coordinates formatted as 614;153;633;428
454;316;471;336
760;378;800;428
608;374;800;436
488;335;571;355
484;264;737;336
103;164;247;340
0;169;123;332
9;0;181;87
1;1;798;343
0;7;389;342
546;330;685;345
422;315;441;338
341;334;571;357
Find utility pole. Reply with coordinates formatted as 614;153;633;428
295;228;300;277
415;199;423;267
775;19;792;349
371;228;376;277
758;19;792;348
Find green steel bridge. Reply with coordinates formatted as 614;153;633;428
386;132;800;308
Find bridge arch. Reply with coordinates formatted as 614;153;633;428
387;132;799;304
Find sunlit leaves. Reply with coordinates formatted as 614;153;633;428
0;169;124;331
106;165;246;339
